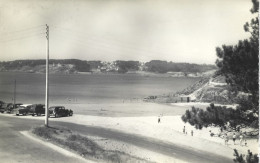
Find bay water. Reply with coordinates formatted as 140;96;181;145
0;72;200;105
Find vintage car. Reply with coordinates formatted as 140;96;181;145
49;106;73;118
14;104;32;116
0;101;5;113
6;103;23;113
0;103;13;113
30;104;45;116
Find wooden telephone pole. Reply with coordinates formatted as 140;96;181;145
13;79;16;108
45;24;49;127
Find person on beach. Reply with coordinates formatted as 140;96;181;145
224;134;229;145
158;117;160;123
209;130;214;137
239;134;244;146
244;133;247;146
191;130;193;136
220;127;223;133
183;126;185;134
233;133;236;145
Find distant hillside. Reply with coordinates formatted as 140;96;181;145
146;72;239;104
0;59;216;75
144;60;216;73
0;59;90;73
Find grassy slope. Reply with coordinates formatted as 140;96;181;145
31;126;150;163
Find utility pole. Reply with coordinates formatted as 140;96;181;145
13;79;16;108
45;24;49;127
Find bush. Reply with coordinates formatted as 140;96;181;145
233;149;258;163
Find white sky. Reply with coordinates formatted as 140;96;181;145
0;0;253;64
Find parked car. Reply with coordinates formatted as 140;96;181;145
30;104;45;116
6;103;23;113
0;101;5;113
0;103;12;113
14;104;32;116
49;106;73;118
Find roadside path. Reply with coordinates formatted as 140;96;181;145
0;118;89;163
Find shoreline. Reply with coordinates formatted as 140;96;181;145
0;70;206;78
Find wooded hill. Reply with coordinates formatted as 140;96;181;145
0;59;216;74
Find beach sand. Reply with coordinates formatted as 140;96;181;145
1;102;258;162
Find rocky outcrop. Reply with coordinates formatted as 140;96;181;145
148;73;237;104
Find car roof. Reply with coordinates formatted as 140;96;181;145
20;104;33;107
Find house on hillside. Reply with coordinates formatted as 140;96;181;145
171;95;196;103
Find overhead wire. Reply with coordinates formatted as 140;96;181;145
0;25;45;36
0;33;45;43
50;25;164;58
51;32;117;53
50;26;161;58
51;32;157;59
0;24;166;59
0;25;46;43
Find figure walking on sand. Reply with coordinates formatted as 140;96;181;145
224;134;229;145
183;126;185;134
244;133;247;146
158;116;160;123
191;130;193;136
239;134;244;146
233;133;236;145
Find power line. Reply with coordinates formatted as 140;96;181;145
50;25;164;57
0;31;45;41
0;25;45;43
0;25;45;36
52;33;159;59
0;33;45;43
51;30;161;58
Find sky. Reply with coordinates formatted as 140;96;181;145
0;0;253;64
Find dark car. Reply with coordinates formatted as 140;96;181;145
0;101;5;113
0;103;12;113
30;104;45;116
49;106;73;118
6;103;23;114
14;104;32;116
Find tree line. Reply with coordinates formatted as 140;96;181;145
0;59;216;73
144;60;216;73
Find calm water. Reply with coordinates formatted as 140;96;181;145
0;72;200;104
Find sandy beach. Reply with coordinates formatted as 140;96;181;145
1;102;257;162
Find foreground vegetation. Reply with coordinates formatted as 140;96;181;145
181;0;259;162
31;126;149;163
